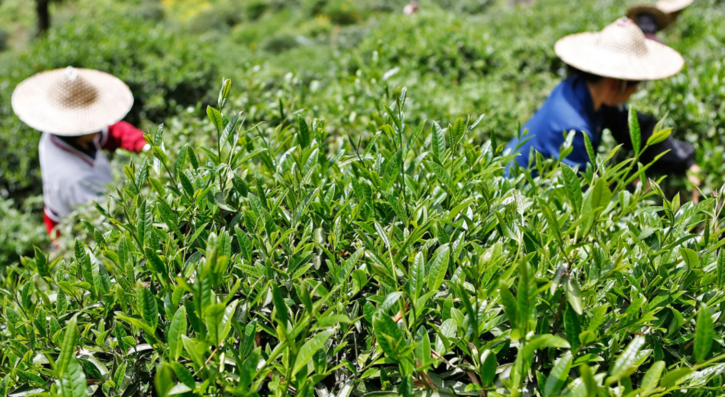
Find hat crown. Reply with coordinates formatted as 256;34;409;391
47;66;99;109
656;0;694;13
596;18;649;58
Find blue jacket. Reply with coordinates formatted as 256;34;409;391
505;75;695;174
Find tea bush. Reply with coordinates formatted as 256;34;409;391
4;0;724;262
3;82;725;396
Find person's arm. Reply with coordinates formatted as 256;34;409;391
603;106;696;174
43;209;60;237
102;121;148;153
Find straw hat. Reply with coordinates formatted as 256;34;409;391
11;67;134;136
656;0;694;13
627;4;672;31
554;18;684;81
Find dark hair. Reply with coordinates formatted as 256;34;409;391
566;65;604;83
633;13;660;34
566;65;642;88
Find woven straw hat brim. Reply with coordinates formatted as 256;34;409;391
656;0;694;13
12;68;134;136
627;4;673;30
555;32;684;81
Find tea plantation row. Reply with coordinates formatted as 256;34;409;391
2;81;725;396
2;0;725;262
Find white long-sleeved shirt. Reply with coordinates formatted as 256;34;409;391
39;122;147;235
39;131;114;224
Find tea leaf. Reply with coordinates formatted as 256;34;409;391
431;121;446;163
272;284;289;331
56;316;79;378
694;303;714;363
34;246;49;278
628;107;641;154
410;252;425;302
218;78;232;109
499;284;518;331
373;313;405;359
717;250;725;290
383;150;402;191
207;105;224;134
480;350;497;386
60;358;88;397
561;164;583;212
565;276;584;316
168;306;187;361
428;244;450;291
582;131;595;165
640;361;665;392
292;330;334;375
137;283;159;332
660;367;693;388
545;352;572;397
607;336;645;384
298;115;311;149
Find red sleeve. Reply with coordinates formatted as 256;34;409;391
43;211;59;237
103;121;147;153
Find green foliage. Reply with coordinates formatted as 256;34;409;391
5;0;725;266
187;0;244;33
2;81;725;396
2;0;725;394
0;197;48;264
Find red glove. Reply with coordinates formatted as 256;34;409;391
103;121;147;153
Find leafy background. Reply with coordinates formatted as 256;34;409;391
1;0;725;396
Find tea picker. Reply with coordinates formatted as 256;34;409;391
626;4;670;42
403;1;419;15
11;66;150;237
627;0;696;40
656;0;696;18
504;18;701;201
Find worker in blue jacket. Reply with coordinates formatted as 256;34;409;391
505;18;700;199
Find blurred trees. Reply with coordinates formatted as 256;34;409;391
35;0;50;34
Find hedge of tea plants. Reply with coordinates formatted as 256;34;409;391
2;81;725;396
3;0;725;267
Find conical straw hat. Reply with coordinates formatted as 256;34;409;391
11;67;134;136
627;4;672;31
554;18;684;81
656;0;694;13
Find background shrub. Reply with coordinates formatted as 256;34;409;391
321;0;363;25
260;33;302;53
0;197;47;265
187;0;245;33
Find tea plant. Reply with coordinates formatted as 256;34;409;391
2;81;725;396
5;0;725;264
